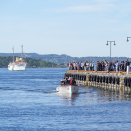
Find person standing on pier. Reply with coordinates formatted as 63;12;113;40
77;62;79;70
126;59;130;72
92;62;94;71
115;61;119;72
108;61;112;72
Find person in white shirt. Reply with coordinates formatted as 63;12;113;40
81;62;84;70
86;61;89;71
115;61;119;72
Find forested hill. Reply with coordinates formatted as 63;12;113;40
0;56;60;68
0;53;131;65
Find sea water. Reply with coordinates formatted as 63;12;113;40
0;68;131;131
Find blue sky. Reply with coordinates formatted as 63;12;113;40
0;0;131;57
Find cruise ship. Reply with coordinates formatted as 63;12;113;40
8;45;27;71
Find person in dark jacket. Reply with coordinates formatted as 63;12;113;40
108;61;112;72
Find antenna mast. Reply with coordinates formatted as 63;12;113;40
22;45;23;60
12;47;14;63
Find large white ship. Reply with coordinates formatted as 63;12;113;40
8;45;27;71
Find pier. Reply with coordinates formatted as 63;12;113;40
65;70;131;94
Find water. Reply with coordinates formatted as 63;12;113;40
0;68;131;131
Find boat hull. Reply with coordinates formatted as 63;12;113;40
56;85;79;94
8;64;26;71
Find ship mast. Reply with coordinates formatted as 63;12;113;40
21;45;23;60
12;46;14;63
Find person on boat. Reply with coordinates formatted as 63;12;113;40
70;78;76;85
70;78;72;85
65;77;69;84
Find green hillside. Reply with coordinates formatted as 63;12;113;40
0;56;59;68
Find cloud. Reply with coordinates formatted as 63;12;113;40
46;4;115;13
96;0;111;2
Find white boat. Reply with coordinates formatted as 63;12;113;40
8;61;26;71
8;45;27;71
56;85;79;94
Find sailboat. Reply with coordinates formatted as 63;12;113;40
8;45;27;71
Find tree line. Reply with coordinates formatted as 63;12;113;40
0;56;57;68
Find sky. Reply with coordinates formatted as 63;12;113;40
0;0;131;57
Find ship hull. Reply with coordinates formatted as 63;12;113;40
56;85;79;94
8;63;26;71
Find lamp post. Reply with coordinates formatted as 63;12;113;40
106;41;116;61
127;37;131;42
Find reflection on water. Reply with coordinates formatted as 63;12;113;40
57;93;79;106
87;86;131;102
57;92;79;99
56;86;131;106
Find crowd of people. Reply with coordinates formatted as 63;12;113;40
68;60;131;72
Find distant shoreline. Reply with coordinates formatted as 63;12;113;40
0;67;68;69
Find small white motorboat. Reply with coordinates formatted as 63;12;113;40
56;77;79;94
56;84;79;94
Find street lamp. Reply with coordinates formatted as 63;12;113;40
106;41;116;61
127;37;131;42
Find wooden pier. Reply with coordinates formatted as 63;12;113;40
65;70;131;94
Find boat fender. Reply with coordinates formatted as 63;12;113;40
108;76;112;84
90;75;92;82
73;74;76;79
72;74;74;79
99;76;102;83
112;77;115;84
84;75;86;81
124;77;127;86
90;75;92;81
95;76;97;82
89;75;91;81
96;76;99;82
91;75;93;81
91;75;94;81
80;75;82;81
75;74;77;80
102;76;105;83
105;76;108;84
81;75;82;81
116;77;120;85
127;78;130;87
93;75;96;81
129;77;131;88
77;75;79;80
81;75;84;81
